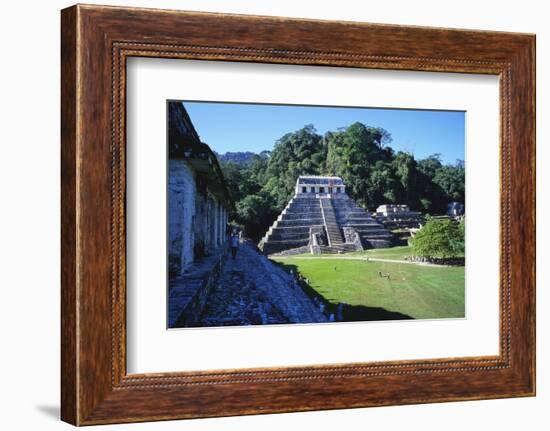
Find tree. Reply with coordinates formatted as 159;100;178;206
392;151;419;209
265;124;324;201
433;163;465;202
372;127;393;149
367;161;397;207
417;153;443;178
416;154;446;213
235;192;278;241
247;152;270;187
411;218;465;259
325;122;393;208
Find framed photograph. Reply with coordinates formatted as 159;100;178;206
61;4;535;425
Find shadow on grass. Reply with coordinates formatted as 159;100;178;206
275;261;413;322
342;304;412;321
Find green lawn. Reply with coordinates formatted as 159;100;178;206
272;255;465;320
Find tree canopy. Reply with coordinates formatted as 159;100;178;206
410;218;465;259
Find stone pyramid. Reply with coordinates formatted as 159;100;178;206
259;176;393;255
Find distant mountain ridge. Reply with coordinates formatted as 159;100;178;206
217;151;271;166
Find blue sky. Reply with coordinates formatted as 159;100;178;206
182;101;465;164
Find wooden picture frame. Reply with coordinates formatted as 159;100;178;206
61;4;536;425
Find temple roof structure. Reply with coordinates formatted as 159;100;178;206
296;176;345;185
168;102;232;207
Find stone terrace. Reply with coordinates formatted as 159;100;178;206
333;194;394;248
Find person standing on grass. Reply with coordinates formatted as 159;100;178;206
230;230;240;260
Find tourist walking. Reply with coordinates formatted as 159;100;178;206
230;230;240;260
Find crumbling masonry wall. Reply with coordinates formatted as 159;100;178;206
168;158;228;277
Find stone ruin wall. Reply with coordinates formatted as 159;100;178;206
168;159;229;277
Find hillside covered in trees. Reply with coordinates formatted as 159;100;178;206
218;122;465;241
216;151;261;166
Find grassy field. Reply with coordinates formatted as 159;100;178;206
272;251;465;320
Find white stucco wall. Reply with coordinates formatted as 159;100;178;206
168;159;196;274
169;158;231;274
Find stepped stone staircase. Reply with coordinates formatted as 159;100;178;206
259;190;393;255
320;198;342;245
320;198;356;253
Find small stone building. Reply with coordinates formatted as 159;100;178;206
168;102;231;276
376;204;419;217
375;204;423;229
447;201;465;217
259;175;393;255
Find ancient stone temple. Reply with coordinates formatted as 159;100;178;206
168;102;232;277
258;176;393;255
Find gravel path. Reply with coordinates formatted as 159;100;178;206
198;242;327;327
